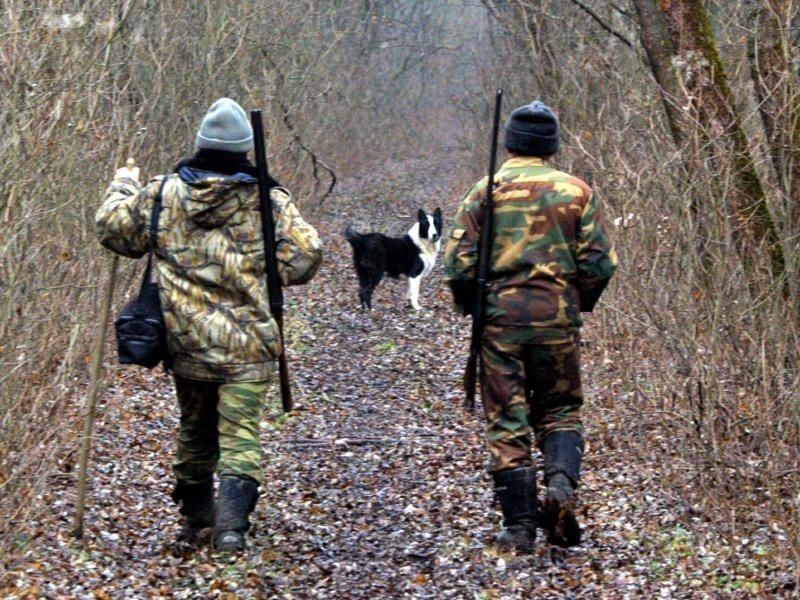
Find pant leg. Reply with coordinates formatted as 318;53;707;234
481;334;533;473
524;335;584;449
173;375;220;484
216;381;267;484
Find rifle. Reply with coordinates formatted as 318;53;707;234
250;110;293;413
463;88;503;412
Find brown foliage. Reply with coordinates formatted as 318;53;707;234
0;0;797;585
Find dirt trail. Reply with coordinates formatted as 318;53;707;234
3;157;781;599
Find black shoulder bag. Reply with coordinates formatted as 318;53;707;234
114;177;170;369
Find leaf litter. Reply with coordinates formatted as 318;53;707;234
1;158;797;598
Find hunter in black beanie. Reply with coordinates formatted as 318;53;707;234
445;95;617;556
504;100;560;157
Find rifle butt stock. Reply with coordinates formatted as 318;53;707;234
463;350;478;411
277;353;293;412
274;311;293;412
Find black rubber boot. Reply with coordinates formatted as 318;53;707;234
213;477;259;552
540;431;584;547
172;478;215;545
492;467;538;554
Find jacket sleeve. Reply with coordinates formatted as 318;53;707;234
443;181;484;313
271;187;323;286
95;175;160;258
575;191;618;312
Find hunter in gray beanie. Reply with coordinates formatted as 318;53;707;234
195;98;254;153
504;100;560;157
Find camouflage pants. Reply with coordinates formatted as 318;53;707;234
480;326;583;473
173;376;267;485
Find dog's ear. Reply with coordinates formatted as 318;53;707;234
418;209;430;238
433;207;443;230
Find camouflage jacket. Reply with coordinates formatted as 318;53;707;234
443;157;617;332
96;169;322;381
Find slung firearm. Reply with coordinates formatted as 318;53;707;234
251;109;293;413
463;88;503;412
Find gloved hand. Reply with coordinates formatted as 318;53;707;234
114;158;140;183
577;279;609;313
447;279;477;316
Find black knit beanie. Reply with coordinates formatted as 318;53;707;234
504;100;560;157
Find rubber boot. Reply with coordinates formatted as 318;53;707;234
492;467;538;554
213;476;259;552
540;430;584;547
172;478;215;545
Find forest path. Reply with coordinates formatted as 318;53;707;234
3;157;745;598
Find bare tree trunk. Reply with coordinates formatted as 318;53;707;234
632;0;785;282
631;0;685;147
748;0;800;312
749;1;800;205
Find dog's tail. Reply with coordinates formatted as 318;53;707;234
343;225;361;246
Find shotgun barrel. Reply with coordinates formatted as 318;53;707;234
251;110;293;412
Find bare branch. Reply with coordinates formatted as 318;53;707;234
568;0;635;49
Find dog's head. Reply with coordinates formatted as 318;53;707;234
416;208;443;244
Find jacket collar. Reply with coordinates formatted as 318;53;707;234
177;166;257;185
502;156;547;169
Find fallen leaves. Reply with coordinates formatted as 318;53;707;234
1;158;797;598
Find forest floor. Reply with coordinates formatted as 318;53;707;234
2;157;798;599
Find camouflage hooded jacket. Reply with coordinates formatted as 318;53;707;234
443;157;617;332
96;169;322;382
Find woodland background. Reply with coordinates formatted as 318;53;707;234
0;0;798;594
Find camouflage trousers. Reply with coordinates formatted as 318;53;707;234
480;326;583;473
173;376;267;485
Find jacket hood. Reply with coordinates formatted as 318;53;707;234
177;166;257;228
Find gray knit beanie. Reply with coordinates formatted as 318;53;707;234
504;100;560;157
195;98;254;153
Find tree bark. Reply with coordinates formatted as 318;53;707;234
633;0;785;282
749;1;800;207
748;0;799;311
631;0;685;147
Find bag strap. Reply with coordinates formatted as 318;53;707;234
139;176;169;295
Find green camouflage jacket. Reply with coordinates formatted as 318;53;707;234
443;156;617;332
96;170;322;381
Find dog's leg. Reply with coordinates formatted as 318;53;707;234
355;276;368;309
408;275;422;310
357;279;372;309
358;270;383;310
359;285;372;310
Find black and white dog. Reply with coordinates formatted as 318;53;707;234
344;208;443;310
